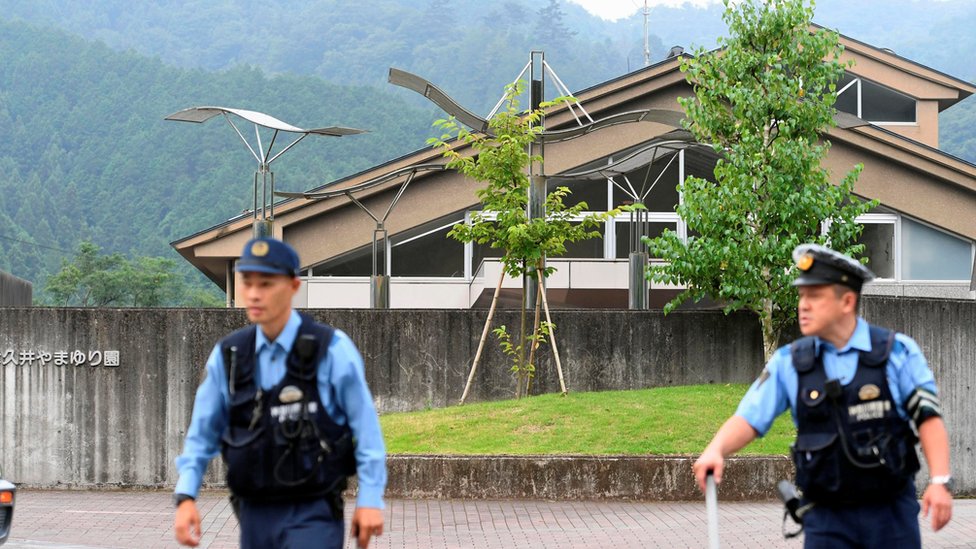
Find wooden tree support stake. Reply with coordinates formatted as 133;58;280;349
538;268;567;395
459;268;506;405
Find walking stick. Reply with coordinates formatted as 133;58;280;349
706;471;720;549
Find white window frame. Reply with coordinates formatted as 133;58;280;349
852;212;975;283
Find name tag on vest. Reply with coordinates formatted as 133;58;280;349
270;401;319;422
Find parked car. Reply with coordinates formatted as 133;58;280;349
0;476;14;546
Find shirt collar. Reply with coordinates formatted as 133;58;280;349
817;317;870;354
254;310;302;355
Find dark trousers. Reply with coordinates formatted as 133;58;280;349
803;482;921;549
239;497;344;549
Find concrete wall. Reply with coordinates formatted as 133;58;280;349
385;455;792;501
0;298;972;495
0;272;31;306
861;297;976;497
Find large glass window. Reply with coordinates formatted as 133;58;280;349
861;79;916;123
391;223;464;277
311;247;375;277
902;218;973;280
853;209;974;282
472;240;504;274
563;222;606;258
549;178;608;210
611;153;680;211
834;73;916;123
614;221;675;258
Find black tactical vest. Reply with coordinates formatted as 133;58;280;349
219;313;356;502
790;324;920;505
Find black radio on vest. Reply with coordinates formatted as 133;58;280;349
219;313;357;503
790;323;920;505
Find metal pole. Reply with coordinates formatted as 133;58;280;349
643;0;651;67
628;207;649;309
706;472;721;549
526;51;546;309
252;170;272;238
371;227;390;309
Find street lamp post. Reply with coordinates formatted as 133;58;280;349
165;106;365;238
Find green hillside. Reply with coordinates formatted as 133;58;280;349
0;18;437;292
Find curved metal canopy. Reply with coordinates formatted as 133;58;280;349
164;106;366;136
276;163;448;201
389;69;491;135
552;131;708;182
389;68;685;143
539;109;685;143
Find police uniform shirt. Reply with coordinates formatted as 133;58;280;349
174;310;387;508
736;317;938;436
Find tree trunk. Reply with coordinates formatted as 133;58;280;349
760;296;778;364
516;264;529;398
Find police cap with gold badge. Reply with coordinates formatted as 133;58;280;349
791;243;874;292
235;237;301;277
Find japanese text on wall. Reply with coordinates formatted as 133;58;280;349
1;349;120;367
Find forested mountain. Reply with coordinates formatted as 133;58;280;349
0;18;436;292
0;0;640;113
0;0;973;299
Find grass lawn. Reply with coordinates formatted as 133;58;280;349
380;384;795;456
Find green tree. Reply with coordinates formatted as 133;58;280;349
43;240;216;307
646;0;873;361
44;241;127;306
430;82;619;398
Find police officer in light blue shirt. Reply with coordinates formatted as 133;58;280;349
173;237;386;549
692;244;953;548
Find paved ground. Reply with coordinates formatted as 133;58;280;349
4;490;975;548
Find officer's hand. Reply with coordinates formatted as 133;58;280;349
922;483;953;532
351;507;384;548
692;450;724;493
174;499;202;547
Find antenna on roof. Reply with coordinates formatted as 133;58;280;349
642;0;651;67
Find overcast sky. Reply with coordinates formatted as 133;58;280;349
566;0;721;21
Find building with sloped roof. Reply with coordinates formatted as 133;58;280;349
173;29;976;308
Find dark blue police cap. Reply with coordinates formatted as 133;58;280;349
235;237;301;277
792;244;874;292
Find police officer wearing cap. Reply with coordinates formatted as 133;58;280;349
692;244;953;548
173;237;386;549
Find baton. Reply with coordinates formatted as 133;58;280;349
706;471;720;549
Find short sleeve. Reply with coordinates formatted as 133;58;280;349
734;346;793;437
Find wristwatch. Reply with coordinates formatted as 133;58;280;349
173;493;196;508
930;475;954;494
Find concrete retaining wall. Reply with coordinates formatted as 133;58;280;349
386;455;793;501
0;297;972;496
0;271;31;306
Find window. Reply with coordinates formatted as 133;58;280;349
391;223;464;277
902;218;973;280
549;178;608;210
311;247;376;277
854;209;974;282
615;221;675;258
835;73;916;124
611;153;680;212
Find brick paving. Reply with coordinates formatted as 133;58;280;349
4;490;974;548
